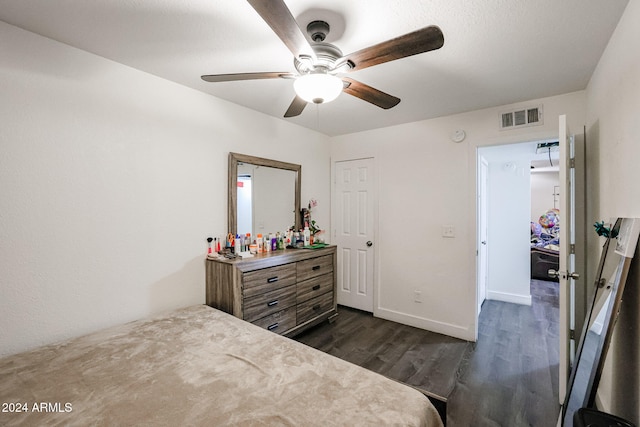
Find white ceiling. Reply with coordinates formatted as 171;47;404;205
481;138;560;172
0;0;628;136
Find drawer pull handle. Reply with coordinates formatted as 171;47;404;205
312;266;321;271
267;276;279;283
312;285;321;291
267;323;279;331
313;304;321;311
267;300;279;307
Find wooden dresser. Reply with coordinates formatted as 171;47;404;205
206;246;337;337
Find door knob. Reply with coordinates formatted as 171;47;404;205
366;241;373;247
548;269;559;279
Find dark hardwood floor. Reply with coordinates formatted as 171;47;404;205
294;279;560;426
448;279;560;426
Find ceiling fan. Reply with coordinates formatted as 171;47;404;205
201;0;444;118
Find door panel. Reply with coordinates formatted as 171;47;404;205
334;158;375;312
568;134;588;364
572;131;587;351
478;157;489;314
558;115;585;404
559;114;570;403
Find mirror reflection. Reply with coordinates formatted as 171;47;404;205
237;162;297;237
562;218;639;426
228;152;301;238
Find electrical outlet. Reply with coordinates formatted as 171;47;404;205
414;290;422;303
442;225;455;238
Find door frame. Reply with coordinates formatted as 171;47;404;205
558;115;571;403
474;136;563;329
477;156;489;314
474;117;584;405
559;115;587;404
330;156;379;313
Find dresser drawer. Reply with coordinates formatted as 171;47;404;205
244;284;296;323
251;306;296;334
297;291;334;325
296;255;333;282
207;246;336;338
297;273;333;304
242;263;296;298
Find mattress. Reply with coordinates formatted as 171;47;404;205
0;305;442;426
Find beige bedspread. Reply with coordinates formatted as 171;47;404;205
0;305;442;426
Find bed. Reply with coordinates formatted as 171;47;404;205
0;305;442;426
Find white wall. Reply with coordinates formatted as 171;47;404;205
486;159;532;305
331;91;585;341
585;0;640;421
531;171;560;222
0;22;331;357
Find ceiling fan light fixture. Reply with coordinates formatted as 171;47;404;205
293;73;343;104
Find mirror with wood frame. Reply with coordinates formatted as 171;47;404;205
228;152;301;238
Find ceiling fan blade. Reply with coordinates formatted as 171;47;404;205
247;0;316;62
201;72;296;83
342;77;400;109
284;95;307;118
342;25;444;72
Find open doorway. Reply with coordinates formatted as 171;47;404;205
477;124;587;407
477;139;560;309
475;138;563;415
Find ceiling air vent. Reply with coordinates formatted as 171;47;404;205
500;105;543;130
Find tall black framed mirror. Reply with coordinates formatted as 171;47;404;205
562;218;640;426
228;152;301;238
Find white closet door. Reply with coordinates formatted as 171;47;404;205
333;158;375;312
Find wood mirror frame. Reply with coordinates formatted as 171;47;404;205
228;152;301;236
